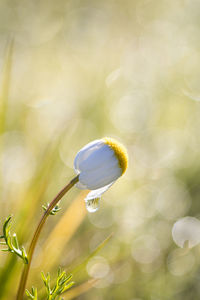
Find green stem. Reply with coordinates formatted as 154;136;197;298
16;175;79;300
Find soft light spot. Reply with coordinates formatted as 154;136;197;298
113;262;132;284
93;272;114;289
0;132;35;183
167;249;195;276
131;235;160;264
105;68;121;87
155;181;190;220
172;216;200;248
86;256;110;279
88;205;114;229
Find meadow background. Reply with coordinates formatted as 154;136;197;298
1;0;200;299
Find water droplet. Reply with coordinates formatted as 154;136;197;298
85;197;100;213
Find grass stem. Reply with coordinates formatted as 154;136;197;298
16;175;79;300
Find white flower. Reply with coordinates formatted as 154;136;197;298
172;216;200;248
74;137;128;212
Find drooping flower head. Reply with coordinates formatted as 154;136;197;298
74;137;128;212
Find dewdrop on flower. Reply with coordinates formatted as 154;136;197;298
74;138;128;190
74;137;128;213
74;137;128;212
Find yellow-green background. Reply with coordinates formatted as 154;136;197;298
1;0;200;299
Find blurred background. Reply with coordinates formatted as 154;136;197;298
1;0;200;299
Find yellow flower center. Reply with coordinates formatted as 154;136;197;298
103;137;128;174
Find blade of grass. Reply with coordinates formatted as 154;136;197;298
63;279;98;300
35;221;112;299
35;191;88;270
70;233;113;275
0;38;14;300
0;37;13;134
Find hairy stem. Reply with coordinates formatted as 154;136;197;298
16;175;79;300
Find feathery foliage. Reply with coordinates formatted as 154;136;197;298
26;268;74;300
0;216;28;264
42;203;61;215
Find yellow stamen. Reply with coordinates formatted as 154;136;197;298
103;137;128;174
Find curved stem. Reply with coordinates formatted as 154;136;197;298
16;175;79;300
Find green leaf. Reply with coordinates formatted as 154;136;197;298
0;241;6;245
26;287;37;300
12;233;19;249
42;203;61;216
62;281;75;293
0;215;28;264
42;268;74;299
3;215;12;238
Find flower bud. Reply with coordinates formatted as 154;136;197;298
74;137;128;212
